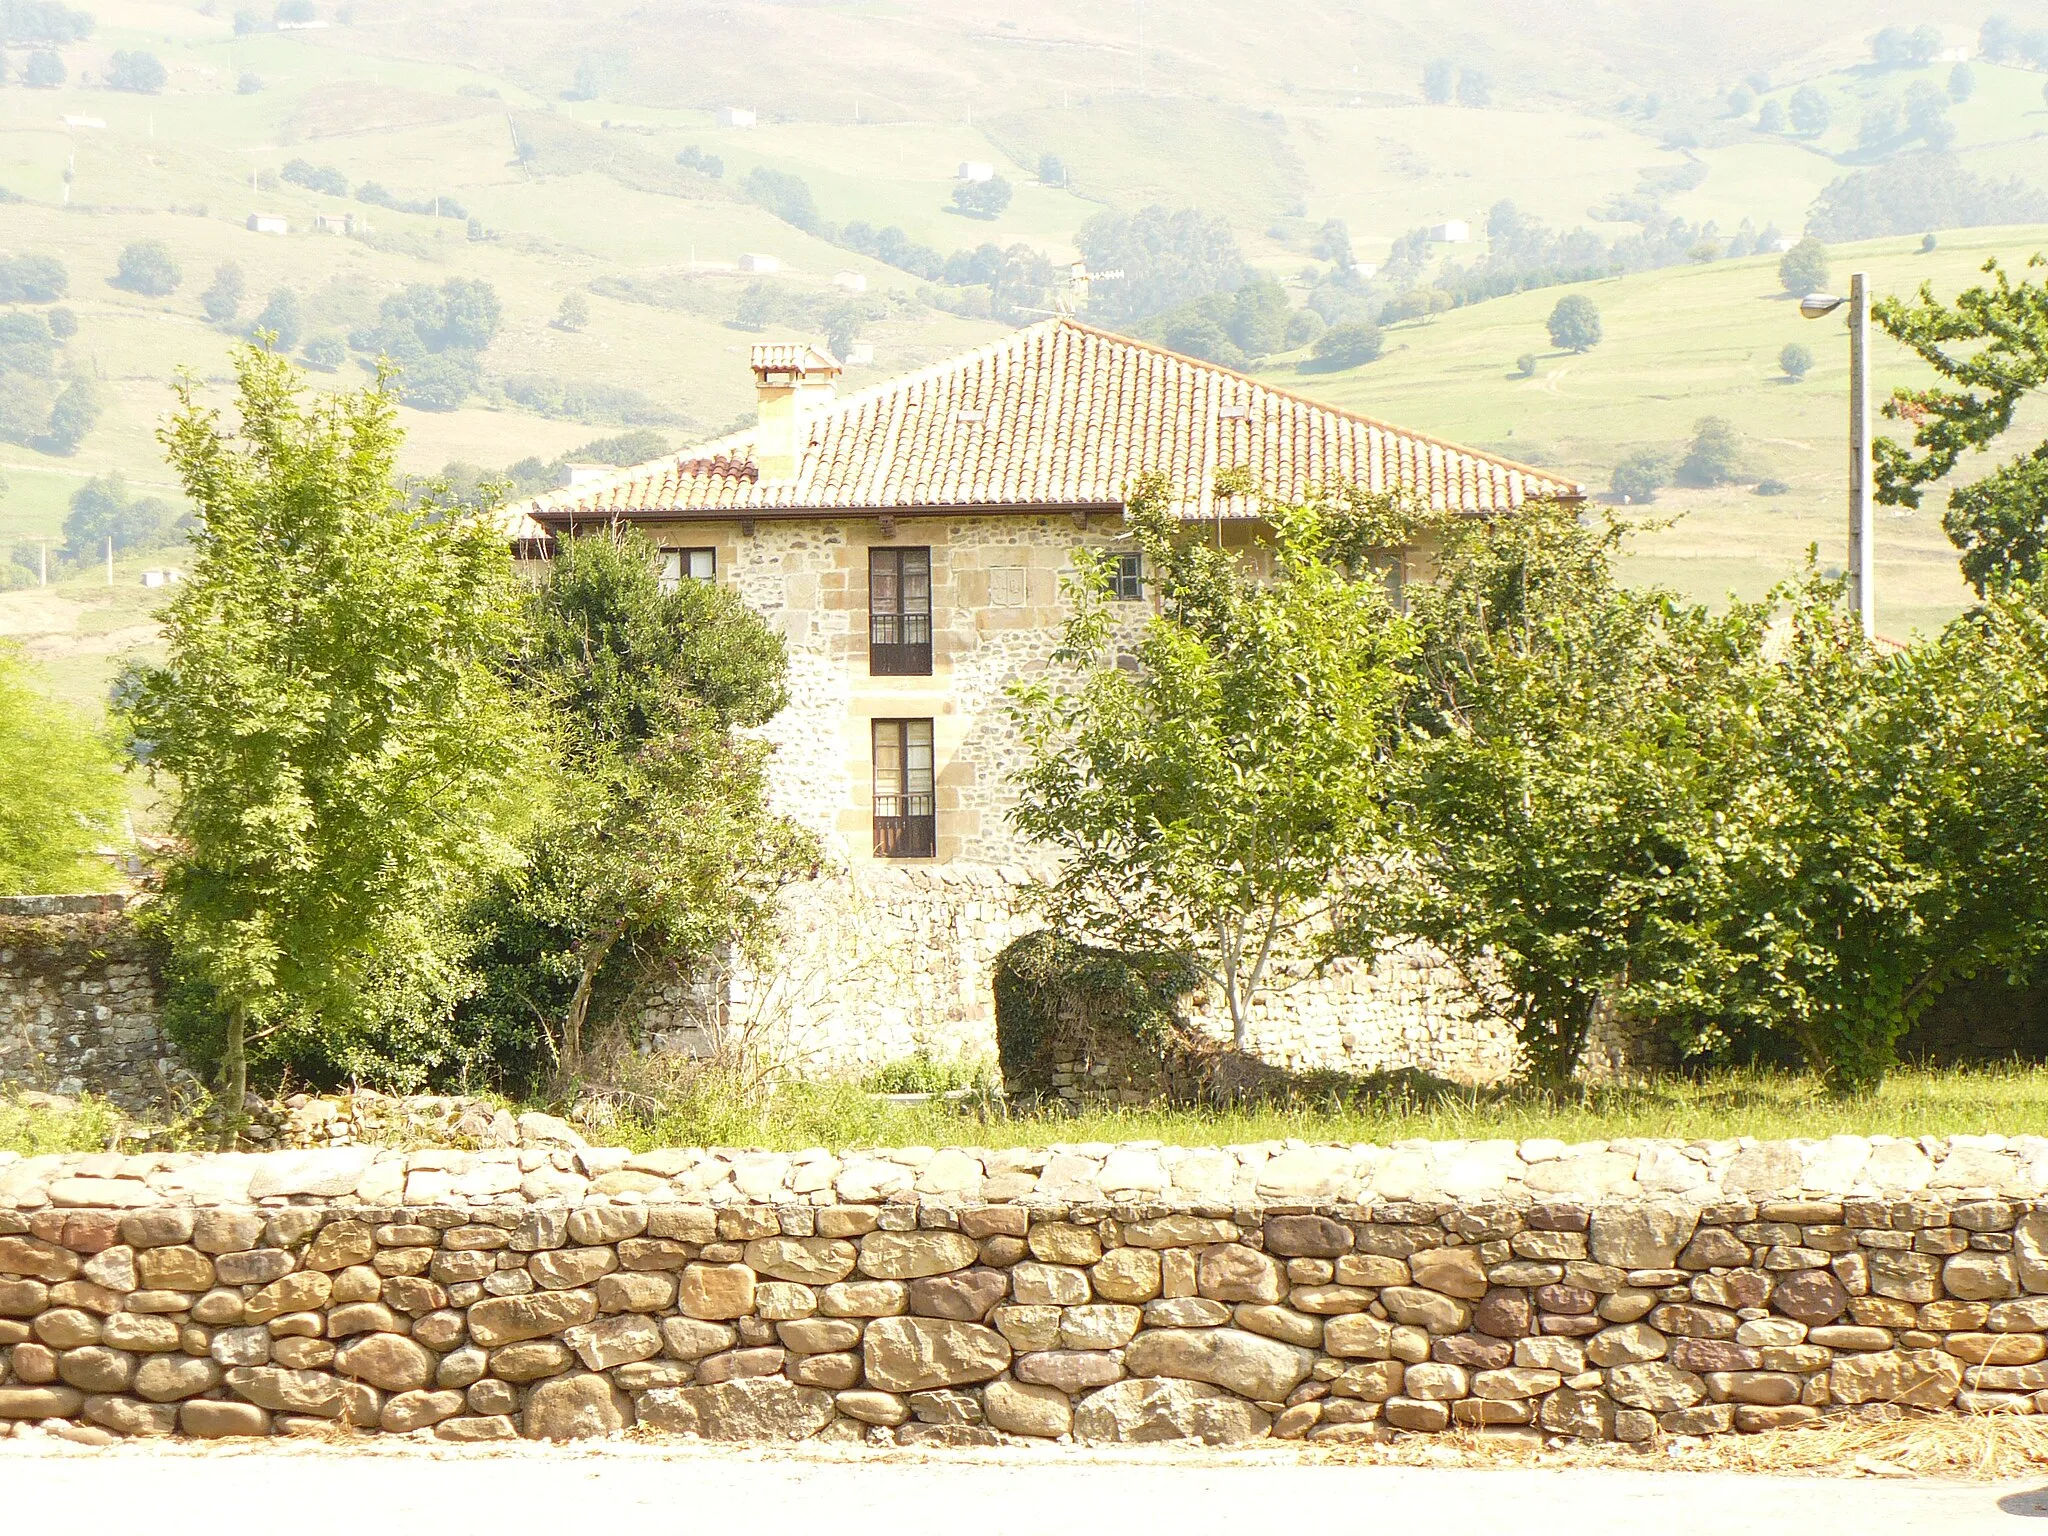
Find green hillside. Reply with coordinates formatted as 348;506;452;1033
1280;225;2048;638
2;0;2046;696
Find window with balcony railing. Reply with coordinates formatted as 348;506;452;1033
869;546;933;675
872;717;936;858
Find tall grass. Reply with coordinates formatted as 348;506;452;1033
605;1063;2048;1153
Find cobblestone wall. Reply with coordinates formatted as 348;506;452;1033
4;1134;2046;1445
0;897;176;1113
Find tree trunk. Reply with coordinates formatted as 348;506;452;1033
560;925;623;1084
217;1003;248;1152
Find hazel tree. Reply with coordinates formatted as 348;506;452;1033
1010;473;1415;1050
132;346;531;1138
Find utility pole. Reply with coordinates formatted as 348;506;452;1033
1799;271;1877;640
1847;271;1874;640
106;535;113;587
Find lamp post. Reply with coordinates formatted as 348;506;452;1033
1800;273;1874;639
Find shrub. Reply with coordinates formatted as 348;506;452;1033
113;240;182;297
1311;320;1384;367
44;307;74;340
1780;342;1814;379
1611;448;1671;502
1514;352;1537;377
281;158;348;196
301;334;345;372
0;253;67;303
1755;478;1791;496
397;350;479;411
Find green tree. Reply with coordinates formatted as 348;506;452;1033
554;291;589;332
1386;505;1764;1086
252;288;301;351
1707;579;2048;1090
1422;59;1453;103
1948;63;1976;103
0;253;68;303
23;50;64;87
1779;341;1814;380
62;474;168;562
105;49;166;92
1758;99;1788;134
199;261;244;326
39;377;99;454
1871;257;2048;593
476;527;814;1080
1227;279;1291;357
113;240;181;297
1676;415;1746;486
1037;152;1067;187
131;346;531;1138
0;642;123;894
1611;448;1671;502
952;176;1014;219
1546;293;1602;352
1778;236;1829;296
1010;474;1415;1049
742;167;822;233
1789;86;1831;137
1311;320;1383;367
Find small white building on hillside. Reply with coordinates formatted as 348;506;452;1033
246;212;288;235
956;161;994;182
738;253;782;274
717;107;757;128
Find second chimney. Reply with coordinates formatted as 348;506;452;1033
751;342;841;483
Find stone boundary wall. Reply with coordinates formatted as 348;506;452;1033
5;1134;2048;1446
0;896;177;1113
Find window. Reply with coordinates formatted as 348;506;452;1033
872;718;935;858
1108;552;1144;601
869;546;932;675
659;547;715;591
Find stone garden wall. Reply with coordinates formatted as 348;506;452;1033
0;897;178;1114
5;1133;2048;1446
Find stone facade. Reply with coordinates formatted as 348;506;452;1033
5;1134;2048;1445
601;508;1530;1086
0;897;177;1114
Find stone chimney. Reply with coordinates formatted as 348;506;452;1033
751;342;841;483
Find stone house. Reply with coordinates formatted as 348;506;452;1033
509;319;1583;1083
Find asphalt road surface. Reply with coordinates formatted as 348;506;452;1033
6;1444;2048;1536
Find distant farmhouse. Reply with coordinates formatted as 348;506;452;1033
507;321;1581;1078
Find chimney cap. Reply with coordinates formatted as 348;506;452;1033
751;342;842;382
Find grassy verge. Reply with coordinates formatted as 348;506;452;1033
11;1065;2048;1159
601;1063;2048;1154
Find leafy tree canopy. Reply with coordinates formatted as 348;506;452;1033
131;346;533;1132
1011;473;1417;1049
1873;256;2048;594
0;642;122;894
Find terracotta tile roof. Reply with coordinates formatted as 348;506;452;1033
512;318;1582;535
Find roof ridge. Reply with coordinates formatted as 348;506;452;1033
1051;316;1581;494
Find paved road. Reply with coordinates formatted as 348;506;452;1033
6;1446;2047;1535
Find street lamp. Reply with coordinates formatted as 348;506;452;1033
1800;273;1873;639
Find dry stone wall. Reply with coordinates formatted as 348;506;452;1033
6;1134;2048;1446
0;897;177;1114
